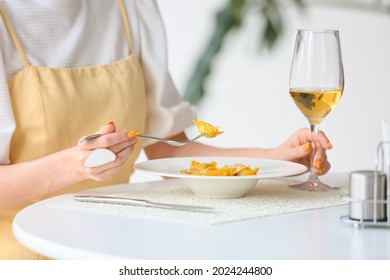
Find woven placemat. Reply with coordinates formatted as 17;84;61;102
49;178;348;226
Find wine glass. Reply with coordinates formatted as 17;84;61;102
289;29;344;191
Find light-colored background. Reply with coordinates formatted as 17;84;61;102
133;0;390;182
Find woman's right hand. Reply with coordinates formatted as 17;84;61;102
77;122;138;181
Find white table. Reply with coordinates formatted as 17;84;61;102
13;173;390;260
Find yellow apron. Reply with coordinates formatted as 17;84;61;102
0;0;147;259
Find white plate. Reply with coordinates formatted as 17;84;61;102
134;157;307;198
135;157;306;179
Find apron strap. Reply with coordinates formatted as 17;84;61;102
0;5;30;67
117;0;134;54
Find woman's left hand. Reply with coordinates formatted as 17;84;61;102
273;128;332;175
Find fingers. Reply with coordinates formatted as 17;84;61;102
296;128;332;150
77;122;140;181
289;128;332;175
83;144;136;181
314;131;332;175
97;121;116;135
316;130;333;150
80;130;136;151
312;146;331;175
280;140;311;163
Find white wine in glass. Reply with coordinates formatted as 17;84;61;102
289;29;344;191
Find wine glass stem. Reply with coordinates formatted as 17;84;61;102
309;123;320;181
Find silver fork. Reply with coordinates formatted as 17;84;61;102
78;133;204;147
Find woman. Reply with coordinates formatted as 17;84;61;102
0;0;331;259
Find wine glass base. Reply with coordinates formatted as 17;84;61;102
289;180;331;191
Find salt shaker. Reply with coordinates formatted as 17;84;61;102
349;170;387;221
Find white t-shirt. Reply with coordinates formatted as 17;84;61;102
0;0;196;164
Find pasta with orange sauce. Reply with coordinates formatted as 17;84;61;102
181;160;259;176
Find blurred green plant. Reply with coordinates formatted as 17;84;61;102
183;0;304;104
183;0;390;105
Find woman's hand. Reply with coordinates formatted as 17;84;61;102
77;122;138;181
273;128;332;175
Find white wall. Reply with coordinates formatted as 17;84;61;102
154;0;390;174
